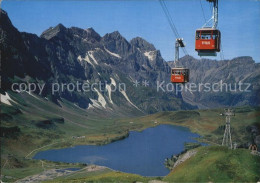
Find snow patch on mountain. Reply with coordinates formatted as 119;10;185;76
110;77;116;86
88;51;98;65
77;55;82;61
104;47;121;58
88;98;102;109
26;91;41;100
105;84;113;104
1;92;16;106
144;51;156;61
120;90;142;112
77;55;94;66
94;88;107;108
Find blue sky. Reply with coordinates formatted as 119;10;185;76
2;0;260;62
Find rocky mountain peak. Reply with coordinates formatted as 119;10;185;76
84;27;101;41
130;37;156;52
85;27;97;34
0;9;11;25
179;55;195;61
230;56;255;64
56;23;66;30
101;31;131;56
103;31;124;41
0;9;18;37
40;23;67;40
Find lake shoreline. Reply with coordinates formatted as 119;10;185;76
27;122;204;159
33;124;202;177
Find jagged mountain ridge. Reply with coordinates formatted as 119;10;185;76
1;9;192;116
1;9;259;116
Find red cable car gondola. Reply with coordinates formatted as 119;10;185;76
171;68;189;83
195;0;220;56
171;38;189;84
195;28;221;56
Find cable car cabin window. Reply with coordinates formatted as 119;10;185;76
212;32;219;40
202;35;211;40
196;31;201;40
201;31;212;40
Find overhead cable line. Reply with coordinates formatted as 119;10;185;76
200;0;207;24
159;0;189;56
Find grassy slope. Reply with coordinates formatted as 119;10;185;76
1;91;260;182
46;171;154;183
164;146;260;182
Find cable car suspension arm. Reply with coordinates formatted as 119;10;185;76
203;0;218;28
174;38;185;67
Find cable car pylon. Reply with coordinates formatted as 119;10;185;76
195;0;221;57
220;108;235;149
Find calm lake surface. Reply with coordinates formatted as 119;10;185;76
33;125;201;176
